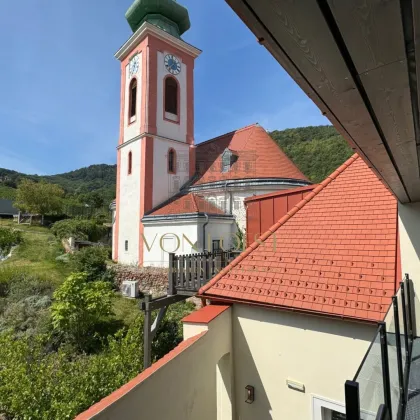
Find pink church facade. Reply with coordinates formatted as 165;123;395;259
112;1;310;267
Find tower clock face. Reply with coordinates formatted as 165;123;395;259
129;54;139;77
164;54;181;75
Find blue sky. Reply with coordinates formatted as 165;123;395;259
0;0;327;175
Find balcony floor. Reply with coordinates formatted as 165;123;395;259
405;338;420;420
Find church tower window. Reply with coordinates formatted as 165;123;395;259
165;77;179;116
128;151;133;175
129;78;137;123
168;148;176;174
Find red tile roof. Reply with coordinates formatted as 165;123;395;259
193;124;308;185
182;305;230;324
75;331;207;420
148;193;226;216
199;155;398;322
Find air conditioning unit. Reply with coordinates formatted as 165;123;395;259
121;280;139;298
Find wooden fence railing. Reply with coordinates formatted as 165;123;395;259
168;250;241;295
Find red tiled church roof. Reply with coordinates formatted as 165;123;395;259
192;124;308;185
199;155;398;322
148;193;226;216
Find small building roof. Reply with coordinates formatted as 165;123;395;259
192;124;309;186
148;193;226;216
199;155;398;322
0;199;18;216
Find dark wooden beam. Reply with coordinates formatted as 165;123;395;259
141;294;187;311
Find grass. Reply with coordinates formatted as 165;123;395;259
0;219;146;333
112;295;141;327
0;219;71;285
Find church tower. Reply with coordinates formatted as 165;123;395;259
113;0;201;265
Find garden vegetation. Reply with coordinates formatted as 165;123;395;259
0;221;193;419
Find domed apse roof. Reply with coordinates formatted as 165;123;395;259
125;0;191;38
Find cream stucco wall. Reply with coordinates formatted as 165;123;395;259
118;140;141;264
398;202;420;333
156;51;187;142
232;304;376;420
124;52;142;142
152;137;190;208
89;308;232;420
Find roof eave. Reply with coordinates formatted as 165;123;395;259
199;294;383;325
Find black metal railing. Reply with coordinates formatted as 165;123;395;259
345;274;415;420
167;250;241;295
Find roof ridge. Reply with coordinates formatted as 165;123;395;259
195;123;258;148
190;193;199;212
242;121;259;151
244;185;316;203
199;154;360;295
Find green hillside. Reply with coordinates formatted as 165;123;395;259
0;125;353;204
270;125;353;183
0;164;116;204
0;185;16;200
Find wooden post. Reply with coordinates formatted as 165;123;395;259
168;253;176;295
143;295;152;370
185;255;191;290
179;255;185;290
202;253;208;285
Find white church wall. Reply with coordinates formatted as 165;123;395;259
198;184;295;232
200;219;237;253
124;52;142;142
142;217;235;267
118;140;142;265
142;221;199;267
156;51;187;143
152;137;190;208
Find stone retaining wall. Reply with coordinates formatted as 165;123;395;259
113;264;168;297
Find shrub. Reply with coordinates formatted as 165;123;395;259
0;269;55;337
0;227;23;256
0;295;51;337
51;218;107;242
51;273;114;351
0;317;143;419
69;246;110;282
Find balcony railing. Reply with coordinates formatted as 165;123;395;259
345;274;415;420
168;250;241;296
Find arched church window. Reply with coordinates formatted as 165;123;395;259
168;148;176;174
128;151;133;175
165;77;178;116
129;78;137;123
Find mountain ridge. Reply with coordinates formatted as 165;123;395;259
0;125;353;202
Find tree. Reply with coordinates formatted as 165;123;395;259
270;125;353;183
14;179;64;216
51;273;113;351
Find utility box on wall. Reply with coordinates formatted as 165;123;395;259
121;280;139;299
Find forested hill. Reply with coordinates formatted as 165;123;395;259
0;164;116;204
270;125;353;183
0;125;352;203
